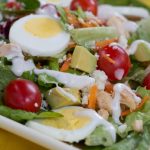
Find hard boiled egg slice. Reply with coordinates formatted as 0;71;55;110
9;14;70;57
26;106;116;143
39;0;72;7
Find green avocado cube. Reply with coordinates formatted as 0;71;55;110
46;87;81;109
135;42;150;62
70;46;97;73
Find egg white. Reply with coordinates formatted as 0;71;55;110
39;0;72;7
9;14;70;57
26;107;103;143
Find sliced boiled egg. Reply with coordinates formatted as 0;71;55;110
26;106;116;143
9;14;70;57
39;0;72;7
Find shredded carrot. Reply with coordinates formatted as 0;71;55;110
121;96;149;117
80;20;98;28
96;38;118;49
102;54;116;64
64;8;80;28
60;54;72;72
105;81;114;93
88;84;98;109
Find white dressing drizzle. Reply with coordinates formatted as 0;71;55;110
123;21;138;33
34;68;95;89
76;108;116;142
128;40;150;55
11;57;35;76
112;83;141;124
56;86;78;102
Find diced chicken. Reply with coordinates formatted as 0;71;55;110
98;109;109;120
97;90;113;114
120;89;137;110
107;16;130;38
132;120;143;133
0;43;23;59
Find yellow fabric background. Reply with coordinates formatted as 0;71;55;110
0;129;48;150
0;1;150;150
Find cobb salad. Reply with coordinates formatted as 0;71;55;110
0;0;150;150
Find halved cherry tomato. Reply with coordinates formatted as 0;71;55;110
4;79;42;112
97;45;131;81
70;0;98;16
143;73;150;89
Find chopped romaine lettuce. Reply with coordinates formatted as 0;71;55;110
22;70;36;82
0;105;62;122
38;73;58;88
70;27;119;48
136;86;150;97
85;125;115;146
49;58;59;71
137;18;150;43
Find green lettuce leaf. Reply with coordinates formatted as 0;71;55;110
22;70;36;82
135;122;150;150
0;0;40;15
49;58;59;71
38;73;58;88
0;105;62;122
137;18;150;43
70;27;119;48
104;133;140;150
136;86;150;97
85;125;114;146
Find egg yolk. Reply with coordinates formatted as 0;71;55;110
24;18;62;38
42;109;91;130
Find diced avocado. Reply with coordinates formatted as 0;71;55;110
70;27;119;48
46;87;81;109
134;42;150;62
70;46;97;73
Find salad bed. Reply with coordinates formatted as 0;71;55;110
0;0;150;150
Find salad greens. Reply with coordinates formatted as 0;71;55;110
70;27;119;48
85;125;114;146
38;73;58;88
0;0;150;149
0;105;63;122
0;0;40;15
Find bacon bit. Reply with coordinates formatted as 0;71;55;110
64;8;80;28
88;84;98;109
102;54;116;64
60;54;72;72
96;38;118;49
104;81;114;93
121;96;149;117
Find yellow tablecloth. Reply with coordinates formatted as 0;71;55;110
0;129;48;150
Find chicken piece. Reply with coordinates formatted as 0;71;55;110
98;109;109;120
120;89;137;110
0;43;23;59
97;91;113;114
132;120;143;133
107;16;130;38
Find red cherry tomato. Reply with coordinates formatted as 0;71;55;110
70;0;98;15
6;2;22;10
143;73;150;89
97;44;131;81
4;79;42;112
